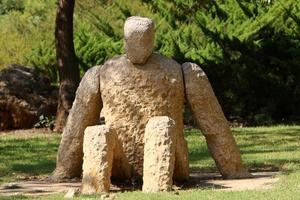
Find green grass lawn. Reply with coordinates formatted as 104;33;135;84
0;133;60;184
0;125;300;200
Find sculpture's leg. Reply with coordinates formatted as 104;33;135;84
51;66;103;181
82;125;116;194
182;62;252;179
111;138;132;179
173;127;189;181
142;116;176;192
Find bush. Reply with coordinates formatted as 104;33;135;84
0;0;24;15
2;0;300;125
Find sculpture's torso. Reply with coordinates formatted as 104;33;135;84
100;53;185;177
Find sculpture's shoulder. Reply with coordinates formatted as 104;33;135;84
181;62;207;77
149;53;180;66
85;65;102;75
101;55;128;73
80;65;102;84
147;53;181;72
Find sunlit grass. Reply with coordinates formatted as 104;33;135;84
0;133;60;184
0;125;300;199
187;125;300;172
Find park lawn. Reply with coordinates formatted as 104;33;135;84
0;133;61;184
0;125;300;199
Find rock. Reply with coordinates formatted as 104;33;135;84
182;62;251;179
0;64;57;130
64;188;80;198
124;16;154;64
142;116;176;192
82;125;116;194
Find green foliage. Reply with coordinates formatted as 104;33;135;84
74;27;123;74
33;115;55;129
0;0;56;69
192;0;300;124
25;40;57;83
0;0;24;15
1;0;300;124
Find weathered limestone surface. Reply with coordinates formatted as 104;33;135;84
52;66;103;180
182;62;251;179
142;116;176;192
53;16;250;185
82;125;116;194
100;53;189;180
124;16;154;64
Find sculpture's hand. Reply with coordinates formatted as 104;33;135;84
182;62;252;179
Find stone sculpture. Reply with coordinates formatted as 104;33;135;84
82;125;116;193
142;116;176;192
52;16;251;193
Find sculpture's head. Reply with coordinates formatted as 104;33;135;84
124;16;155;64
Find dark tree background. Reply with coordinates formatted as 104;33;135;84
22;0;300;127
54;0;80;132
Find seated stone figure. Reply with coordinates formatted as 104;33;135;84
52;16;251;193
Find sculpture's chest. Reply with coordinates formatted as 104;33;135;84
100;58;184;106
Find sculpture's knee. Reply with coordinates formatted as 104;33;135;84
82;125;116;194
142;116;176;192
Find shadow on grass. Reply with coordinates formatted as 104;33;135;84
0;195;29;200
188;146;211;163
186;126;300;174
240;145;298;154
232;126;300;136
11;160;56;175
0;136;59;182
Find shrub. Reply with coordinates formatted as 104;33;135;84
2;0;300;125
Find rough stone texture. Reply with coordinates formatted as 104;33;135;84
124;16;154;64
53;16;250;185
182;62;252;179
142;116;176;192
82;125;116;194
0;64;57;130
51;66;103;181
100;53;189;180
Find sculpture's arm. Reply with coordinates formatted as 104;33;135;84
52;66;103;181
182;62;251;179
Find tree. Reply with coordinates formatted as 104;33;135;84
54;0;80;132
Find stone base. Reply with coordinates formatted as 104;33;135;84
82;125;116;194
142;116;176;192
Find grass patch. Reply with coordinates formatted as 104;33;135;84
0;125;300;199
187;125;300;172
0;133;60;184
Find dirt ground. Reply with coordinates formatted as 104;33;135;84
0;172;279;197
0;128;56;137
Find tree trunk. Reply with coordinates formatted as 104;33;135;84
54;0;80;132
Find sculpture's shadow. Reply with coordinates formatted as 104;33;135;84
110;174;229;191
111;170;278;192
